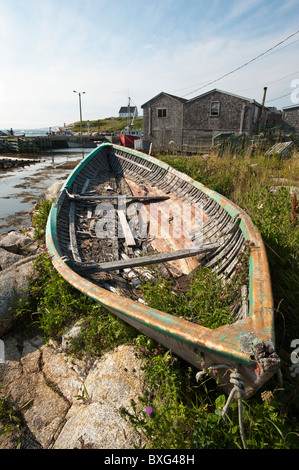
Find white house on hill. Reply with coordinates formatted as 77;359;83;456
119;106;138;118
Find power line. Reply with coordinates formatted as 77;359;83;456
265;91;294;104
175;40;299;95
255;38;299;60
235;70;299;94
181;29;299;98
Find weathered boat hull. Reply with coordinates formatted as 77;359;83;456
46;143;280;398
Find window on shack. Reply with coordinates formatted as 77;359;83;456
210;101;220;116
158;108;167;118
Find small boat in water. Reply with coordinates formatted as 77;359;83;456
120;128;142;149
46;143;280;398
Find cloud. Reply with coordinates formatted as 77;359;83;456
0;0;299;128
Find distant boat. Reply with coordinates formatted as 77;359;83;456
46;142;280;399
120;97;142;148
120;128;142;148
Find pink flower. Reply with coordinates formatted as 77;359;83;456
200;361;206;367
146;406;153;415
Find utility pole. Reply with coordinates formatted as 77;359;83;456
258;87;267;133
73;90;85;144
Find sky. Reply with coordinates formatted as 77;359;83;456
0;0;299;130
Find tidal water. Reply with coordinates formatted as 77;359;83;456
0;148;90;233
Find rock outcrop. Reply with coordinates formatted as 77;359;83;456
0;180;65;337
0;335;146;449
0;229;39;336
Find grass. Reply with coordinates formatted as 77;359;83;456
8;147;299;449
121;337;299;449
71;116;143;134
140;241;250;329
0;392;33;448
31;198;55;241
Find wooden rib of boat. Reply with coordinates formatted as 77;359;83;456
46;142;280;398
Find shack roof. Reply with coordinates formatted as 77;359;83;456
119;106;137;113
141;88;267;109
141;92;187;108
185;88;264;107
282;104;299;111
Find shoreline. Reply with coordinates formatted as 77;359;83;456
0;153;81;234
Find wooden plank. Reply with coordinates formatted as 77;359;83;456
78;243;218;272
118;210;136;246
69;184;81;263
65;189;169;202
81;178;90;195
114;152;151;171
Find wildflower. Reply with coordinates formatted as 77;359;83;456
212;369;218;376
269;189;274;193
146;406;153;415
200;361;206;368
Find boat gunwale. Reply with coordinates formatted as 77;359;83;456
45;143;275;368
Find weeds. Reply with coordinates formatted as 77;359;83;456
121;335;299;449
31;198;55;242
0;393;31;448
0;395;22;441
140;242;251;329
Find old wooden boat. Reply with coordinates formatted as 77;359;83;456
46;142;280;398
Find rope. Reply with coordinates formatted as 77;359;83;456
221;370;247;449
196;365;247;449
